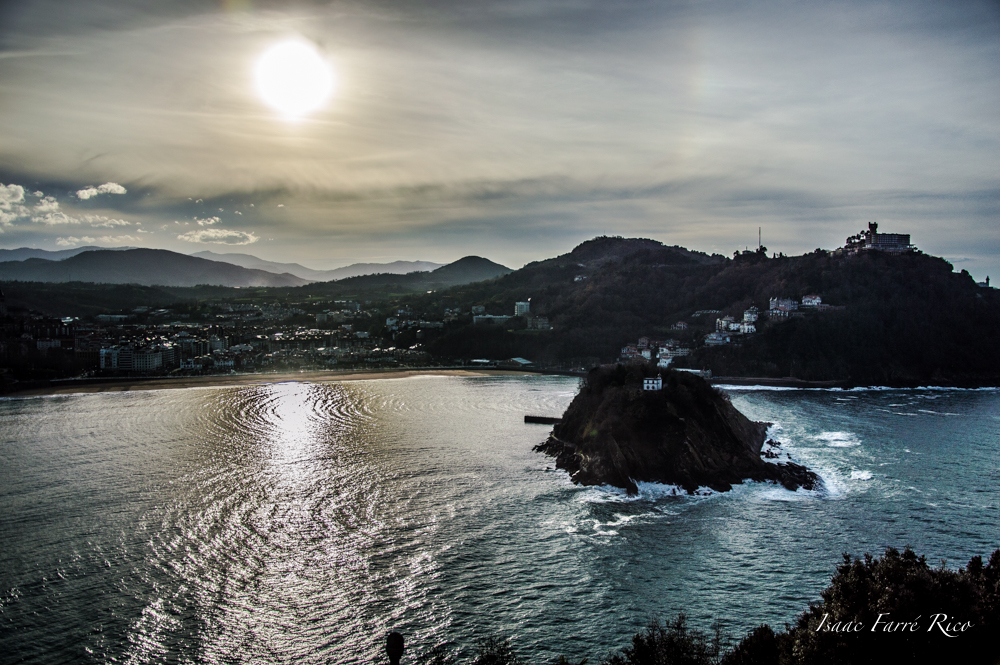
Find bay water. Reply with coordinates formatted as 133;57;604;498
1;375;997;663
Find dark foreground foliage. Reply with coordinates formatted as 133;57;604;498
602;615;725;665
762;546;1000;665
419;547;1000;665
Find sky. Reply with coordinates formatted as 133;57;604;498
0;0;997;277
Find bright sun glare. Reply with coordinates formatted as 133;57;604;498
255;40;334;120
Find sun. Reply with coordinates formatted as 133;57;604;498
255;40;334;120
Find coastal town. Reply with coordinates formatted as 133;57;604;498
0;293;552;386
0;280;845;385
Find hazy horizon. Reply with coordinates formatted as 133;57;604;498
1;0;997;277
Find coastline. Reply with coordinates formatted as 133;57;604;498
1;368;544;397
4;368;996;398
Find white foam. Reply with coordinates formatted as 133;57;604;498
813;431;861;447
573;479;718;504
721;384;1000;393
714;385;805;392
810;465;846;498
850;470;873;481
588;512;657;536
637;480;707;498
759;435;786;466
723;474;836;501
749;484;820;501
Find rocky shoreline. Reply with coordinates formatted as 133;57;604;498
534;365;820;495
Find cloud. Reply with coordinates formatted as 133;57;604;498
56;234;137;246
195;216;221;226
85;215;131;227
76;182;127;200
0;185;133;227
34;196;60;213
30;209;132;226
177;228;259;245
0;183;25;207
0;183;29;226
56;236;95;246
32;211;77;225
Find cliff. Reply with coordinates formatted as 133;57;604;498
535;365;818;494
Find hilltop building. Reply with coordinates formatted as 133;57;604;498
843;222;914;254
515;301;530;316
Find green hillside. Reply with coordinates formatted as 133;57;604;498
420;237;1000;386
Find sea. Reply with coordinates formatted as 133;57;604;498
1;375;997;664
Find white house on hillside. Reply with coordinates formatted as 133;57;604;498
802;295;822;307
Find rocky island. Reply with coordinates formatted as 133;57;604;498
535;364;819;494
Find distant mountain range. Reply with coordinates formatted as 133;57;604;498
300;256;513;295
190;251;443;282
0;246;135;262
0;248;509;289
0;246;445;283
0;249;309;287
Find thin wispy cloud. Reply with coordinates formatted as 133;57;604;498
177;228;258;245
55;234;138;246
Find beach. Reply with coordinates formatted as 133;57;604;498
5;368;538;397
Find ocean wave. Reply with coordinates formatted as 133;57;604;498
722;385;999;393
813;431;861;447
758;424;848;498
570;479;721;505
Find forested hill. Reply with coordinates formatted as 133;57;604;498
423;237;1000;386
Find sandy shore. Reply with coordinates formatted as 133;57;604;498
5;368;540;397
